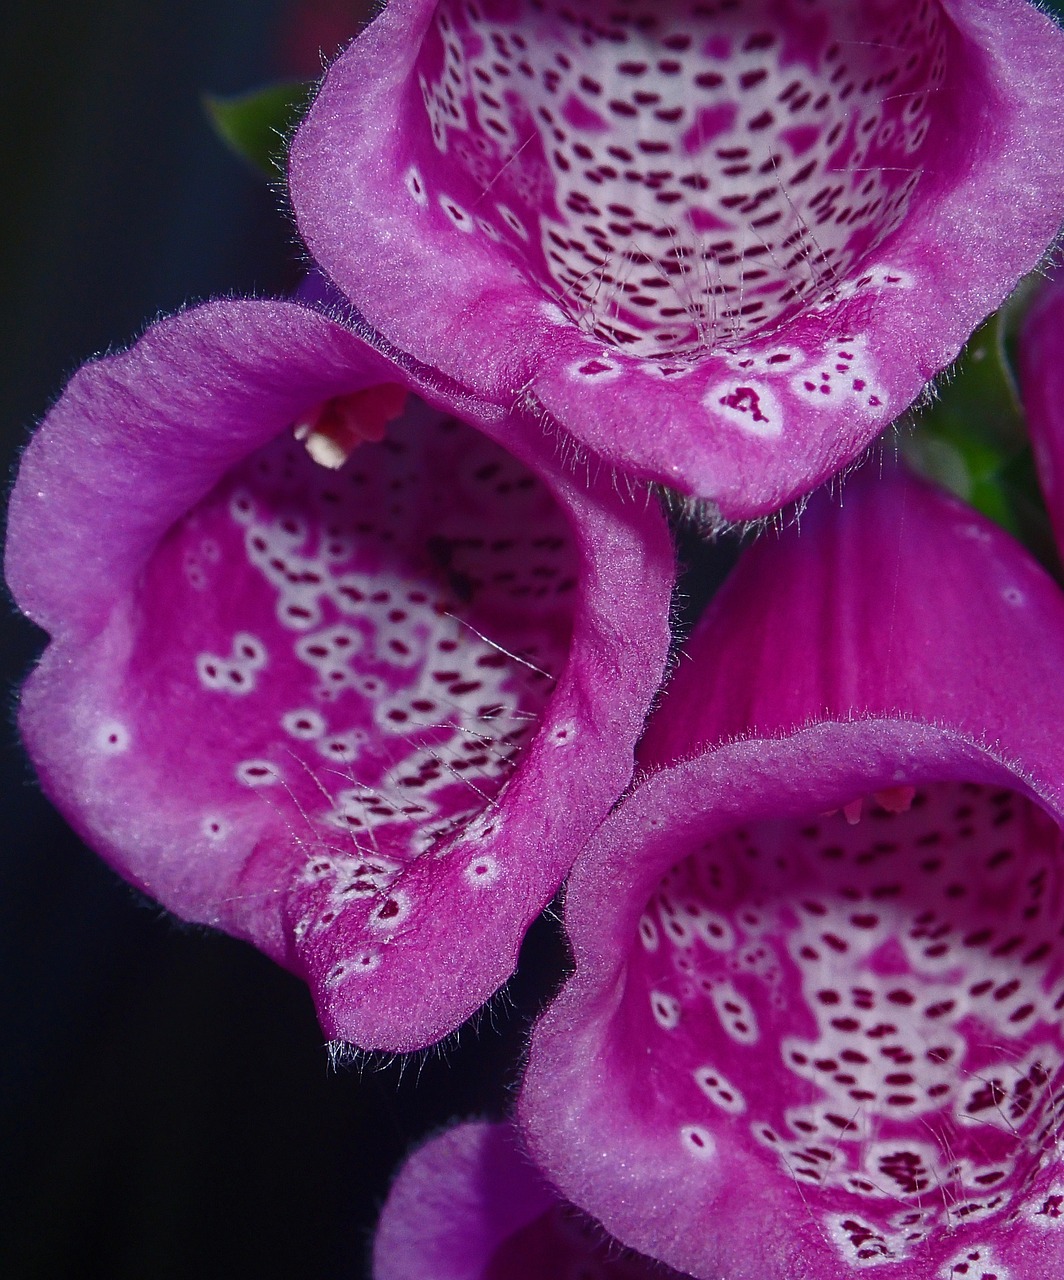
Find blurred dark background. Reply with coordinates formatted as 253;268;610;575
0;3;554;1276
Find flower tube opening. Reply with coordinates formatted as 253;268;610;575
629;772;1064;1267
523;728;1064;1279
7;299;675;1052
292;0;1064;512
520;468;1064;1277
144;395;576;866
47;393;580;1023
412;0;950;360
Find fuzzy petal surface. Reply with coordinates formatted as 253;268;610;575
290;0;1064;517
374;1120;686;1279
520;466;1064;1278
6;298;674;1051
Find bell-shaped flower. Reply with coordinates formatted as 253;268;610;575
289;0;1064;519
374;1119;689;1278
519;464;1064;1277
5;297;674;1052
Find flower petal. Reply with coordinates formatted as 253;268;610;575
520;466;1064;1277
6;298;674;1051
290;0;1064;516
374;1120;685;1279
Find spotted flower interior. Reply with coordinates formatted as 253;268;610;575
80;398;589;1039
635;780;1064;1271
7;300;674;1052
416;0;940;359
519;467;1064;1279
150;403;573;881
293;0;1064;512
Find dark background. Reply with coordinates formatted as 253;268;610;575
0;4;555;1276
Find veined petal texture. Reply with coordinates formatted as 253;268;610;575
520;466;1064;1278
290;0;1064;517
5;298;674;1052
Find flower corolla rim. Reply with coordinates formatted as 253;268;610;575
290;0;1064;518
520;465;1064;1278
5;295;675;1052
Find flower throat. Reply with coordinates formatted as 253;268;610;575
417;0;946;357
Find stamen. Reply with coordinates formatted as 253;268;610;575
296;384;408;469
874;785;917;815
825;787;917;823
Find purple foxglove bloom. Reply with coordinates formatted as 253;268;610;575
374;1119;688;1278
289;0;1064;519
5;297;674;1051
520;464;1064;1278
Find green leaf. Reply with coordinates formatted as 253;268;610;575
902;294;1061;577
204;81;313;177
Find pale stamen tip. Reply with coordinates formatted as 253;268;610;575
873;785;917;815
296;384;409;470
842;798;864;826
304;432;350;470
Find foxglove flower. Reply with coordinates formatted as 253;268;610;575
289;0;1064;518
374;1119;688;1278
520;465;1064;1278
5;298;674;1051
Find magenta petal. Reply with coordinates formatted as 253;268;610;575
373;1120;687;1279
6;298;674;1051
290;0;1064;517
520;466;1064;1278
